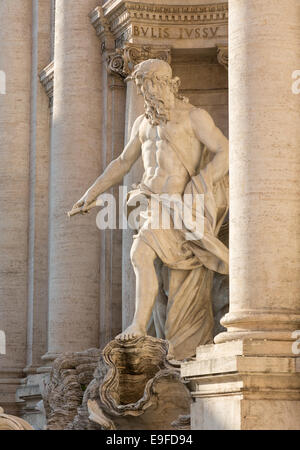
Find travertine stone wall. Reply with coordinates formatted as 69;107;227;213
0;0;32;414
172;52;228;137
44;0;103;361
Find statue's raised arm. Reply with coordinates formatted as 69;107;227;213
68;114;143;216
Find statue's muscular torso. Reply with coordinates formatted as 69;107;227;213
138;102;203;195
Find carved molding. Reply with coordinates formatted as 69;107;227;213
90;1;228;49
216;44;228;70
106;43;171;78
39;60;54;108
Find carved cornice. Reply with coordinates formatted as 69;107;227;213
106;43;171;78
39;60;54;107
90;1;228;49
216;44;228;70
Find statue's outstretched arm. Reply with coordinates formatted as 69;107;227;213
190;108;229;184
69;114;144;216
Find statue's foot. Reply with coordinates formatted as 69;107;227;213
115;324;146;341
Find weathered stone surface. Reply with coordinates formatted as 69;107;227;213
43;348;102;430
43;337;191;430
182;340;300;430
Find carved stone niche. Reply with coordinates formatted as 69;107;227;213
87;337;191;430
43;337;191;430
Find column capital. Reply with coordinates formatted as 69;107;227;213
106;43;172;79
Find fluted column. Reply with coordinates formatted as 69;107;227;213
43;0;103;364
216;0;300;343
25;0;52;375
0;0;32;414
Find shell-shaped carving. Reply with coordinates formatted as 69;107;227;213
100;336;171;416
88;336;191;430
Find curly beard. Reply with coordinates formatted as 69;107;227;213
143;93;171;126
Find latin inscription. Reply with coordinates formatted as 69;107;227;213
132;25;220;40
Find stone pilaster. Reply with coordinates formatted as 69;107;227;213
0;0;32;415
42;0;103;366
182;0;300;430
98;41;126;347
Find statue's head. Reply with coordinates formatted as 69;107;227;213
130;59;188;125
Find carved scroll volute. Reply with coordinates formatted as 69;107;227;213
216;45;228;70
106;50;127;78
106;44;171;79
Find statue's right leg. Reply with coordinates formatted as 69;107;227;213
116;238;159;341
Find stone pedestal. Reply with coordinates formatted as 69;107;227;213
16;373;49;430
182;340;300;430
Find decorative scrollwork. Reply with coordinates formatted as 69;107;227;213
106;44;171;79
216;45;228;70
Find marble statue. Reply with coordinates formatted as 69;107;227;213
69;59;229;360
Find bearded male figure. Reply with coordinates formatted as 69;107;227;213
70;59;229;360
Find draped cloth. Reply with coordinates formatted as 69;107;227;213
127;149;229;360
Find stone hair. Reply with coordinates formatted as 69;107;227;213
134;72;189;125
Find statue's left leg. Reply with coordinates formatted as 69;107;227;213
116;238;159;341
